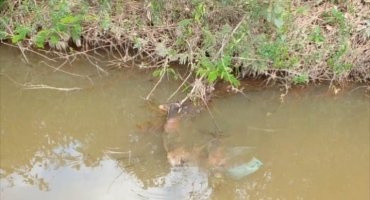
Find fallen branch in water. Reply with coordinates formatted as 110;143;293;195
248;126;285;133
1;73;83;91
22;84;83;91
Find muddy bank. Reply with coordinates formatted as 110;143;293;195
1;0;369;101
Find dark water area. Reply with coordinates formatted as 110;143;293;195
1;45;369;200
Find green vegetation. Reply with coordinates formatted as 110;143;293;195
0;0;369;100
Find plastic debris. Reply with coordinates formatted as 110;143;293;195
226;157;263;180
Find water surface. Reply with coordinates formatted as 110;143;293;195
1;45;369;200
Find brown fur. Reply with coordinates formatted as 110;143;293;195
159;103;186;166
166;146;190;166
207;139;228;167
160;103;228;168
159;103;181;133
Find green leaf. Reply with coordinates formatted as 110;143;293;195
60;16;74;24
224;66;233;73
207;71;218;83
274;5;283;14
167;68;179;80
200;56;213;70
12;26;29;43
60;15;82;24
274;18;284;28
327;59;334;68
196;68;207;76
178;19;193;27
50;35;59;44
293;73;309;84
12;35;23;44
56;23;67;32
266;13;272;22
17;27;29;36
71;26;81;40
74;24;82;33
229;75;240;87
218;71;223;79
279;34;287;42
0;31;7;40
222;55;232;66
35;30;50;48
153;69;162;77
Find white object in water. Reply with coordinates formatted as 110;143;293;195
226;157;263;180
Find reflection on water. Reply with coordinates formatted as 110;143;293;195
1;45;369;200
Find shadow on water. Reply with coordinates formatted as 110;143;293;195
0;45;369;200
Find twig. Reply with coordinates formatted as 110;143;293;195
22;83;83;91
212;15;246;61
84;54;109;76
145;59;169;100
17;43;30;64
167;40;195;102
1;73;83;91
39;61;94;84
166;72;192;103
106;164;135;193
107;170;125;193
179;75;205;105
248;126;284;133
348;86;370;94
1;42;58;63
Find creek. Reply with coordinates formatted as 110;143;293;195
0;45;369;200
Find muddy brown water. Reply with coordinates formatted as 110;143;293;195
0;45;369;200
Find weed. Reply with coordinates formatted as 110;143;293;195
327;44;352;74
12;25;30;44
293;73;309;85
193;1;206;24
309;27;325;45
322;8;349;36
